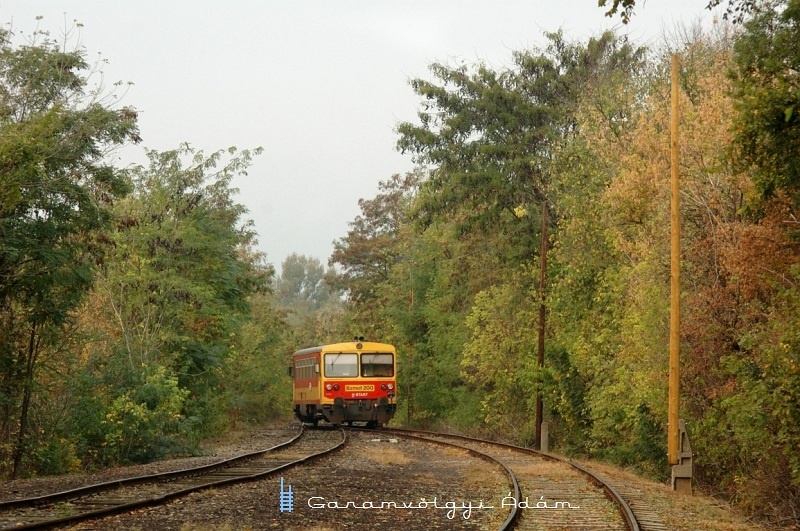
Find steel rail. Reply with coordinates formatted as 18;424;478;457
0;426;347;531
352;426;522;530
0;426;305;511
385;427;641;531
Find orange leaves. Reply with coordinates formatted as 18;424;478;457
717;195;800;301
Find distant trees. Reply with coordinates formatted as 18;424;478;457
274;253;344;347
276;253;335;314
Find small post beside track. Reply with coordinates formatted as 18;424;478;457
671;419;693;494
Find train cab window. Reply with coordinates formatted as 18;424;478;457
324;353;358;377
361;353;394;377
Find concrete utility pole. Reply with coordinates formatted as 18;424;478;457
669;54;693;494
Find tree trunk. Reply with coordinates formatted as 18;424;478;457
11;322;38;479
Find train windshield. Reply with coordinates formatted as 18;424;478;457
324;353;358;377
361;353;394;377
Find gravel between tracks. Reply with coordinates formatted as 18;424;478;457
0;423;776;530
59;429;510;530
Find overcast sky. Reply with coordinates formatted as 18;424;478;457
2;1;716;273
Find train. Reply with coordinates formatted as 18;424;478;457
290;340;397;427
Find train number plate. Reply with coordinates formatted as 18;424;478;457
345;384;375;392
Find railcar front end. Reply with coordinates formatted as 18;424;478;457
291;341;397;427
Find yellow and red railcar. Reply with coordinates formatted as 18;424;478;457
291;340;397;427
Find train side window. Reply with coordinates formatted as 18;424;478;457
294;358;317;380
361;353;394;377
324;353;358;377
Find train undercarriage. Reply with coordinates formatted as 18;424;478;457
295;397;396;428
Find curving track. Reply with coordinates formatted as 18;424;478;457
381;427;641;531
0;426;345;530
1;424;660;530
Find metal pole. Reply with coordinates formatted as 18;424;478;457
535;201;547;450
668;54;681;466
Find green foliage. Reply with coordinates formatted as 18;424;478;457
398;31;646;270
99;365;189;463
0;21;294;480
82;145;269;442
538;32;673;472
222;292;293;424
29;437;82;477
9;143;280;473
0;24;139;478
390;223;509;427
332;31;655;445
461;270;542;442
731;0;800;207
597;0;757;24
396;37;564;263
693;266;800;514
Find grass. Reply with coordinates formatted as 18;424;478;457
574;459;779;531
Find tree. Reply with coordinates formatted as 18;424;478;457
396;42;561;263
462;269;541;442
397;31;645;265
221;290;293;426
730;0;800;207
546;26;800;516
86;146;268;450
274;253;346;346
0;25;139;477
330;172;422;305
59;144;286;467
597;0;758;24
389;31;647;435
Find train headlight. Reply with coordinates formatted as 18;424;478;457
381;384;388;390
333;383;340;391
325;384;332;391
387;383;394;390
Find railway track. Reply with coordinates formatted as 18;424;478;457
0;426;346;530
381;427;642;531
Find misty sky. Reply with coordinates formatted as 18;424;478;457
2;1;717;273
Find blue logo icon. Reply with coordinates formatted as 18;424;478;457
279;477;294;512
